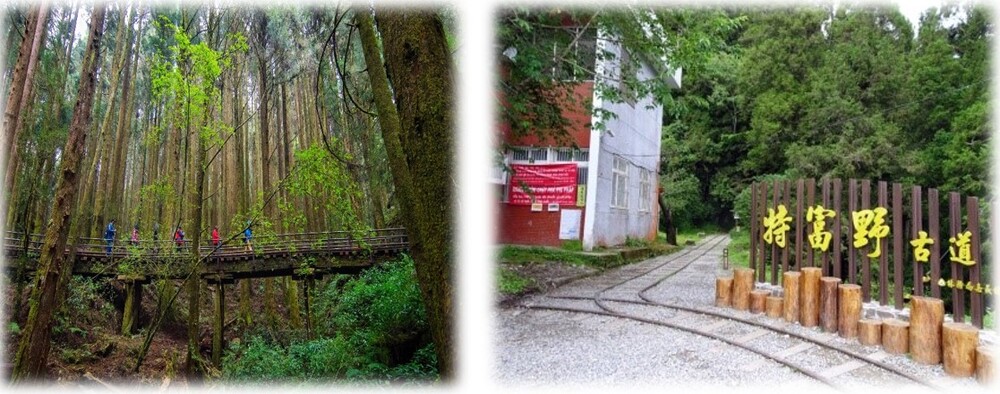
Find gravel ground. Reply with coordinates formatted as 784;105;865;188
495;235;991;391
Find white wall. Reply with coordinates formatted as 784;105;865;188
588;37;663;248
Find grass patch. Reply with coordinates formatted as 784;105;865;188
498;269;532;295
561;240;583;251
498;245;606;267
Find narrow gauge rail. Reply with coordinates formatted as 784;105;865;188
521;235;940;390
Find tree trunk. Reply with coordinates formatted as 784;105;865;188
357;9;455;378
10;6;106;381
255;12;279;328
3;3;50;196
657;192;677;245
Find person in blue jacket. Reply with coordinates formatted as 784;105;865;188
244;223;253;252
104;220;116;256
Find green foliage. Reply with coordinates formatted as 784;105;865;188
223;256;437;381
658;4;990;232
7;322;21;336
498;269;532;295
286;145;369;239
499;245;605;267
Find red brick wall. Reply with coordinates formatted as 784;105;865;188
498;82;594;148
497;203;586;247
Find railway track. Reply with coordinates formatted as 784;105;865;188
519;235;941;390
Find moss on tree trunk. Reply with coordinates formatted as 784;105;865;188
11;6;107;381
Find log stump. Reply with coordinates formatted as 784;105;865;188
819;277;840;333
750;290;768;314
765;296;783;318
858;319;882;346
733;268;754;311
908;296;944;365
882;318;910;355
976;346;994;384
715;277;734;307
782;271;801;323
838;284;862;338
799;267;821;327
942;322;978;378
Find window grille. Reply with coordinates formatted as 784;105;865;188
611;156;628;209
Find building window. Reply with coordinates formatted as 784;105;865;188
611;156;628;209
639;168;652;212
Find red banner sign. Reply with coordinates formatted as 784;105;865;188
508;164;578;205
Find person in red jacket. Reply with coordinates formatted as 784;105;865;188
211;226;221;247
174;226;185;252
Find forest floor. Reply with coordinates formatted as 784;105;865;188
3;276;294;386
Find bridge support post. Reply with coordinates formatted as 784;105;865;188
206;274;232;367
213;280;225;367
119;275;146;335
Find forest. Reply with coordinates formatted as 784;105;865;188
3;2;454;384
657;4;990;229
499;4;990;229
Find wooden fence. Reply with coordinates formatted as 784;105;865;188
749;178;990;328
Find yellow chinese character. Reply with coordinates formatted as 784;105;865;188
947;279;955;288
948;231;975;266
852;207;890;258
909;231;934;263
956;279;965;289
762;204;792;248
965;281;974;291
806;204;836;252
975;283;984;293
938;278;946;287
985;285;992;295
922;275;931;283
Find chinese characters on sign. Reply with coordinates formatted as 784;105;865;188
806;204;836;252
762;204;792;248
909;231;933;263
949;230;975;266
508;164;578;206
760;201;990;294
852;208;890;258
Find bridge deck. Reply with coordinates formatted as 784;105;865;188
3;228;409;280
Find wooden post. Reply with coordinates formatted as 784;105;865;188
716;277;734;307
304;276;314;339
212;280;225;366
977;346;994;384
882;318;909;354
819;277;840;333
120;278;143;335
942;322;978;378
733;268;754;311
838;284;861;338
858;319;882;346
909;296;944;365
766;296;783;318
782;271;801;323
750;290;768;314
800;267;821;327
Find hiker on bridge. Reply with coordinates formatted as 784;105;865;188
212;226;220;247
174;226;185;252
244;223;253;252
131;224;139;246
104;220;116;256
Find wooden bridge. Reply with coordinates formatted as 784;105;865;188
3;228;410;280
4;228;411;341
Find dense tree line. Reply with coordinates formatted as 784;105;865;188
3;3;454;381
661;4;990;228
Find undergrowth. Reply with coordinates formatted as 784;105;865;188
222;255;438;382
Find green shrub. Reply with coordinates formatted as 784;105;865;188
223;255;438;381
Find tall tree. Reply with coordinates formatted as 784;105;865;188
356;8;454;378
11;4;107;381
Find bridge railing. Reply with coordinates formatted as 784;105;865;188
3;228;409;260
